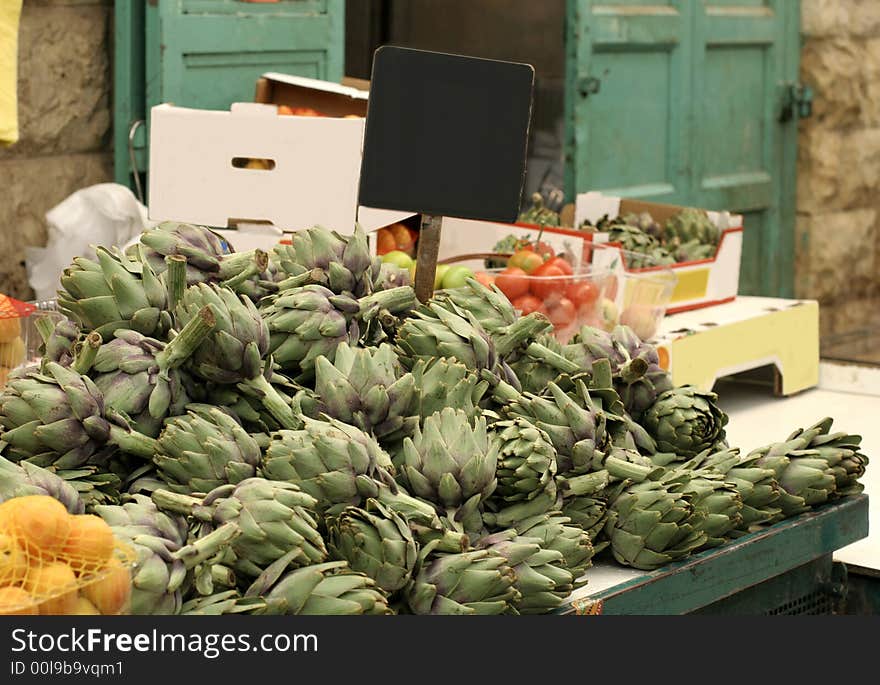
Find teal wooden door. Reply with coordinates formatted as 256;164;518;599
114;0;345;195
564;0;802;296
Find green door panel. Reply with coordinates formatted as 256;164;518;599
565;0;801;296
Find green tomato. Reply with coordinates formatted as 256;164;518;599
382;250;414;269
441;265;475;290
434;264;450;290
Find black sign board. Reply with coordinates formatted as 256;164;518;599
358;46;534;301
358;46;534;222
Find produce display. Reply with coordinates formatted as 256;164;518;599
579;207;722;268
0;221;868;616
0;494;133;615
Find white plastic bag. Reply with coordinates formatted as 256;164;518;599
25;183;154;301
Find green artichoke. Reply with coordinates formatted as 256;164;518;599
491;418;558;504
409;356;489;421
642;386;728;458
0;361;157;470
38;318;80;367
261;416;398;513
475;529;573;614
518;192;560;227
95;494;229;615
665;207;721;247
152;478;327;581
509;333;566;395
749;417;868;519
430;278;520;333
399;408;498;533
153;405;262;494
91;307;215;437
687;447;781;530
327;499;418;594
512;511;595;579
271;224;382;298
176;283;269;384
604;480;707;570
660;467;743;549
58;246;172;340
405;545;518;615
499;379;604;477
0;455;85;513
306;342;418;444
247;560;392;615
263;284;415;381
567;324;673;421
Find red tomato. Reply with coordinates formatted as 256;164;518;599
530;263;567;300
508;249;544;274
512;294;544;316
548;297;577;328
474;271;496;289
566;280;600;308
532;241;555;261
544;256;574;276
376;229;396;256
495;267;530;301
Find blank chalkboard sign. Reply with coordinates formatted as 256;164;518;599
358;46;535;223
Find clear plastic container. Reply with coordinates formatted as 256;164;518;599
19;299;62;369
482;265;612;343
588;243;678;341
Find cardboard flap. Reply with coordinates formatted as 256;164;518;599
148;103;365;233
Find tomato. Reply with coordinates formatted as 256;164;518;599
512;294;544;316
544;256;574;276
566;281;600;308
548;297;577;328
388;223;415;253
532;241;555;261
376;228;396;256
508;249;544;274
495;267;530;301
474;271;496;289
529;263;567;300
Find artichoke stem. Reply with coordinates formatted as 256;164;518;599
171;522;241;569
522;341;580;374
604;455;660;484
221;250;268;290
217;249;265;281
241;374;300;430
72;331;102;375
488;374;522;404
495;315;554;359
165;255;187;310
33;313;57;347
158;305;216;370
411;524;469;553
618;357;649;385
108;424;159;460
560;470;610;497
212;564;237;589
151;488;200;516
358;286;417;316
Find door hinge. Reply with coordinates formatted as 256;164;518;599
578;76;601;98
780;83;814;122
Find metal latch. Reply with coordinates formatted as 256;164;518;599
780;83;814;122
578;76;601;98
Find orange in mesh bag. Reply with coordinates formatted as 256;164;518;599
0;495;134;615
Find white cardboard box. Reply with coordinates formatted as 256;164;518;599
575;192;744;314
148;101;412;240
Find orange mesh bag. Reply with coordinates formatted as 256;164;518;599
0;495;135;615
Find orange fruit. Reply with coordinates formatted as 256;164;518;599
0;533;28;585
0;586;37;615
1;495;72;557
61;515;115;573
25;562;78;615
71;596;101;615
83;557;130;615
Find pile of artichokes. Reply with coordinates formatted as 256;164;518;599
0;221;867;616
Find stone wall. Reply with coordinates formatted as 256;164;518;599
0;0;113;300
797;0;880;338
